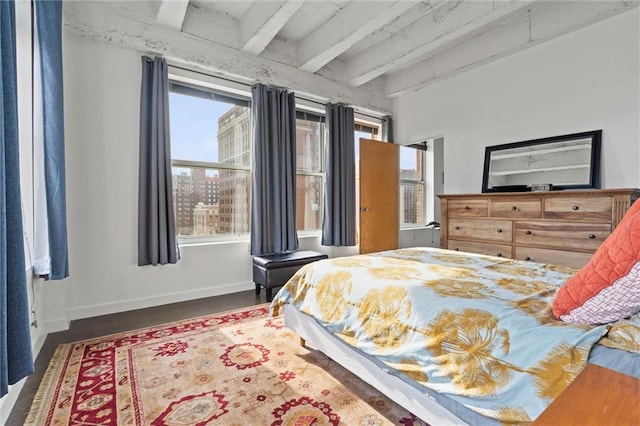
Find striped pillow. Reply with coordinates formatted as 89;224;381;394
552;199;640;324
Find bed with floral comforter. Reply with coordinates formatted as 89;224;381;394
271;247;609;424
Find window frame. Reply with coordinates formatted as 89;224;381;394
294;110;325;235
399;145;427;228
169;81;253;244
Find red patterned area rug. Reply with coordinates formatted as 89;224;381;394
26;304;424;425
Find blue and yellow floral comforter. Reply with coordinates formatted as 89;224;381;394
271;247;608;424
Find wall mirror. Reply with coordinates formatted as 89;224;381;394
482;130;601;193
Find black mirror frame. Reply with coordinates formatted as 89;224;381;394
481;130;602;193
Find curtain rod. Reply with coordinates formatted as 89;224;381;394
168;63;388;121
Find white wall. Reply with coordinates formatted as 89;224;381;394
394;9;640;194
52;32;357;323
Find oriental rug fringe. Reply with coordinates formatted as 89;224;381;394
26;304;423;425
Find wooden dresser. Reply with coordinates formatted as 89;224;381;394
438;189;639;268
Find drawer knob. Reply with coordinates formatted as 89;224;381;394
464;205;470;210
497;228;503;233
496;253;503;257
589;234;596;239
454;248;459;251
454;226;461;230
511;206;517;211
525;256;531;261
525;230;532;235
572;205;579;211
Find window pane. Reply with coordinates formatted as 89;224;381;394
354;130;375;177
400;182;424;225
172;167;250;237
400;146;421;180
296;119;323;172
169;92;251;166
296;116;324;232
296;175;323;231
218;106;252;166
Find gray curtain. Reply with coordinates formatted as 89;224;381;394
250;83;298;255
322;103;356;246
34;0;68;279
138;56;179;265
1;0;34;397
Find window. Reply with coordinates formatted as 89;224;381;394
354;120;380;176
169;82;251;240
169;80;388;240
293;114;381;233
295;112;324;232
400;145;426;227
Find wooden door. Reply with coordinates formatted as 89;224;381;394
359;138;399;254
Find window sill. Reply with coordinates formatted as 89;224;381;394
400;225;438;231
178;231;322;248
178;235;250;248
298;231;321;238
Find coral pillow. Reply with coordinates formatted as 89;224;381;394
553;199;640;324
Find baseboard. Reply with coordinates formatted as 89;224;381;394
0;318;53;423
30;325;48;359
66;281;254;321
0;376;27;425
41;317;70;334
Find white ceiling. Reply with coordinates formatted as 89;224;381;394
64;1;638;114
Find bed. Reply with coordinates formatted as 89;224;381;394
270;247;640;425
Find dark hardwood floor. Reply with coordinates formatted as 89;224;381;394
7;289;264;426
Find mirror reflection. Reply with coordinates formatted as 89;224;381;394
482;130;601;192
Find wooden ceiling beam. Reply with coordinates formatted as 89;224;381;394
344;0;537;87
155;0;189;31
384;0;638;97
63;1;392;114
241;0;306;55
298;0;418;73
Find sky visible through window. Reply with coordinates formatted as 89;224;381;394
399;145;419;172
169;93;235;163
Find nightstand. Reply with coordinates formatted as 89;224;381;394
533;364;640;425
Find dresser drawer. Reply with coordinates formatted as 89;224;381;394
544;197;612;220
515;221;610;251
449;219;512;242
515;247;593;269
448;240;512;259
448;199;488;217
490;199;542;218
440;190;639;269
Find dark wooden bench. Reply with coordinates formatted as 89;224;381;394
252;250;328;302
